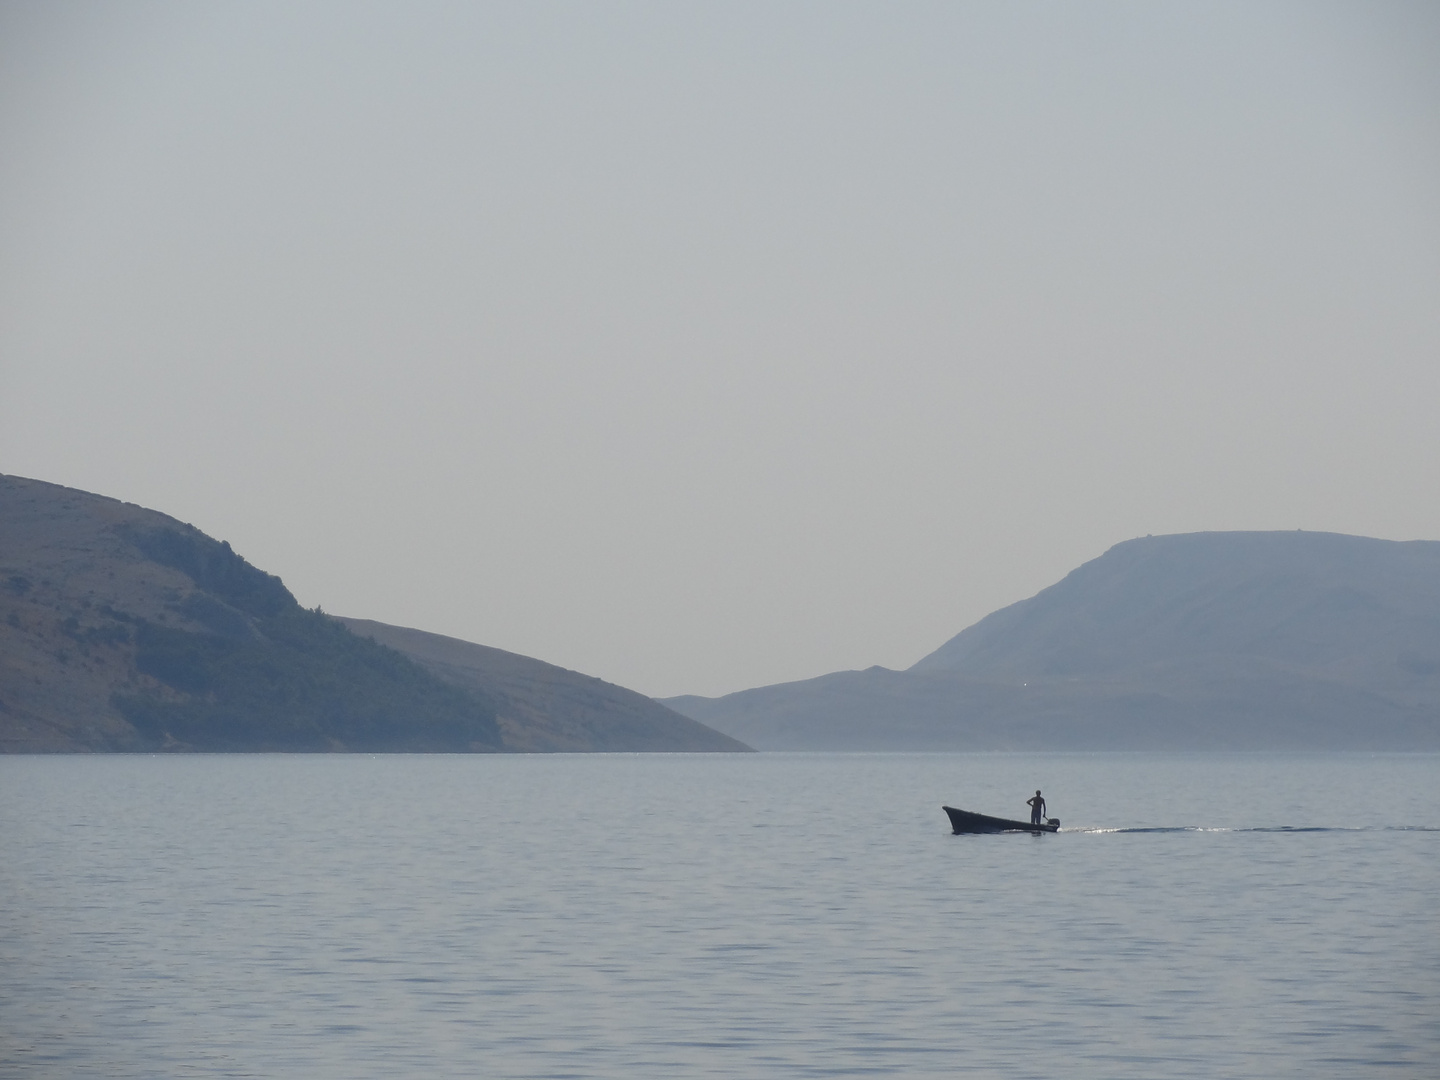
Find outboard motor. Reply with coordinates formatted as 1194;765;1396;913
1046;818;1060;828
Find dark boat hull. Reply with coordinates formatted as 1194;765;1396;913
943;805;1059;834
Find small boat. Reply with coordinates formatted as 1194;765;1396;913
943;805;1060;834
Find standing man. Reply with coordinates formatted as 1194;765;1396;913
1026;790;1046;825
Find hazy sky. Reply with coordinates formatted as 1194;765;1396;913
2;2;1438;698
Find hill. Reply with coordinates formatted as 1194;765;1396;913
663;532;1440;750
0;474;503;752
336;617;750;753
0;474;747;753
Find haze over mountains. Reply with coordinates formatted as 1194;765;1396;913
0;475;747;753
664;532;1440;750
6;472;1438;753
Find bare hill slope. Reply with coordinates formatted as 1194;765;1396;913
0;474;502;752
337;618;750;753
0;474;746;753
914;531;1440;690
664;532;1440;750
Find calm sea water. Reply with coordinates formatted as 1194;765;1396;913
2;752;1437;1079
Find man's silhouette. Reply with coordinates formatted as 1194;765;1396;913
1026;790;1046;825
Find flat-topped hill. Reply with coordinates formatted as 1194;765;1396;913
914;531;1440;688
0;474;748;753
665;531;1440;750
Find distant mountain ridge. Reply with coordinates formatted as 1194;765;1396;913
664;531;1440;750
913;531;1440;686
0;474;748;753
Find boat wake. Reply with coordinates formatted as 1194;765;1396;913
1068;825;1440;834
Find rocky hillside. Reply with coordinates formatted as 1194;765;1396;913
665;532;1440;750
0;474;747;753
0;475;503;752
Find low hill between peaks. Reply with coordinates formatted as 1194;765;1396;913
663;531;1440;750
0;474;748;753
333;617;748;752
